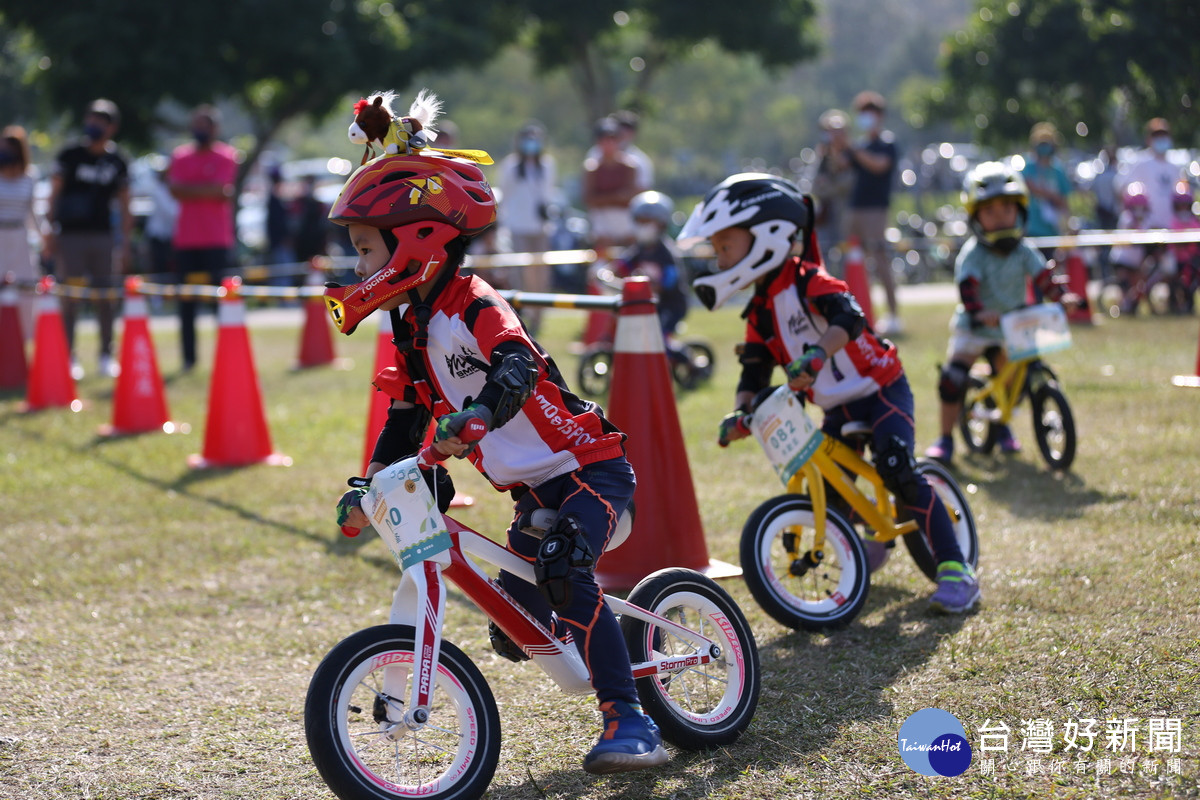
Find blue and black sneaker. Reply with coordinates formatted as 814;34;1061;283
582;700;669;775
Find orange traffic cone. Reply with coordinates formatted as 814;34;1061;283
295;259;337;369
0;274;27;390
1172;321;1200;388
595;277;740;590
843;237;875;328
1064;251;1093;324
24;277;80;413
189;278;290;468
99;277;180;437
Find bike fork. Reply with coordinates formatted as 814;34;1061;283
382;560;447;735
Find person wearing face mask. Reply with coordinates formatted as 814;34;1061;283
45;99;133;379
1117;118;1185;231
1021;122;1073;254
167;104;238;372
611;191;688;344
497;120;560;334
845;91;901;336
0;125;46;342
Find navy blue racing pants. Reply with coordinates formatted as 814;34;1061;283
820;376;965;566
499;456;638;706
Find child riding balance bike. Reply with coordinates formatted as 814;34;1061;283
677;172;981;616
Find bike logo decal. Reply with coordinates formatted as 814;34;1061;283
898;708;973;776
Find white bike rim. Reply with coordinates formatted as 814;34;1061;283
335;648;481;797
761;508;861;614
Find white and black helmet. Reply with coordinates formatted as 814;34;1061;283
676;173;811;310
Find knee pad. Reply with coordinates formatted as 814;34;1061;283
938;361;970;403
876;435;921;506
534;514;595;610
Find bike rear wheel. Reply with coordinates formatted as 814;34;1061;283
305;625;501;800
621;568;760;749
959;375;999;454
577;346;613;396
902;460;980;582
739;495;870;631
1031;384;1076;471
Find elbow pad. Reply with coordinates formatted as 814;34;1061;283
371;404;432;467
475;343;540;429
814;292;866;340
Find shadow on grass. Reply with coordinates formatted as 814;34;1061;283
953;455;1129;520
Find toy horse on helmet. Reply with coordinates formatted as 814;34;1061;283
348;89;493;166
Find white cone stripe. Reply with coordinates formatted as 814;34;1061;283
124;297;148;319
218;300;246;327
613;314;665;355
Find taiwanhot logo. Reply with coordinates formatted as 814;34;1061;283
897;708;972;777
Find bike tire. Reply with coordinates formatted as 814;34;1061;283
305;625;501;800
958;375;998;454
739;495;870;631
902;460;980;583
621;568;760;750
682;340;716;383
1031;384;1076;472
577;346;613;397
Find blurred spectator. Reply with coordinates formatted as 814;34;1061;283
1089;145;1120;280
1021;122;1072;250
497;120;558;333
1109;182;1154;315
582;116;640;254
141;155;178;279
846;91;900;334
809;108;854;267
0;124;44;341
1117;118;1185;230
45;98;132;379
292;174;330;267
169;104;237;372
265;167;295;274
585;110;654;190
1168;181;1198;314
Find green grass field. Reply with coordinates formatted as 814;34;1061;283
2;294;1198;799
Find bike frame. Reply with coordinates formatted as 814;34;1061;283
781;435;919;559
376;512;725;734
964;355;1035;426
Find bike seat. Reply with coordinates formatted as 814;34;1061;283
518;507;634;552
839;421;872;442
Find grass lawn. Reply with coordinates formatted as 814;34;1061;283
1;291;1198;799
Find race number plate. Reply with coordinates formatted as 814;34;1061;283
749;385;824;485
365;456;452;570
1001;304;1072;361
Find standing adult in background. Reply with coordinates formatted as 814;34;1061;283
845;91;900;335
582;117;640;255
292;174;330;268
585;110;654;192
168;105;238;372
44;99;132;379
142;155;178;281
1089;145;1120;280
0;125;45;341
1021;122;1072;255
809;108;855;271
1118;118;1185;230
265;166;295;279
498;120;558;334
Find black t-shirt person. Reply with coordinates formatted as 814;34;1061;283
53;141;129;233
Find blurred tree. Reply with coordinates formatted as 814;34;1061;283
520;0;821;121
1;0;522;182
926;0;1199;147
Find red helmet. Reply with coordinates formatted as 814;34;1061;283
324;153;496;333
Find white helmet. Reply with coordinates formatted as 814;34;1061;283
676;173;810;309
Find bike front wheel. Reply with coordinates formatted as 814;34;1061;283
739;495;870;631
902;460;981;583
621;568;760;750
305;625;501;800
959;375;999;454
1031;384;1076;471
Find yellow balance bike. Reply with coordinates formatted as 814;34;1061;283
740;386;979;631
959;303;1076;471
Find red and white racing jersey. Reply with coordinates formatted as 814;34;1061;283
745;257;902;409
374;274;625;490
